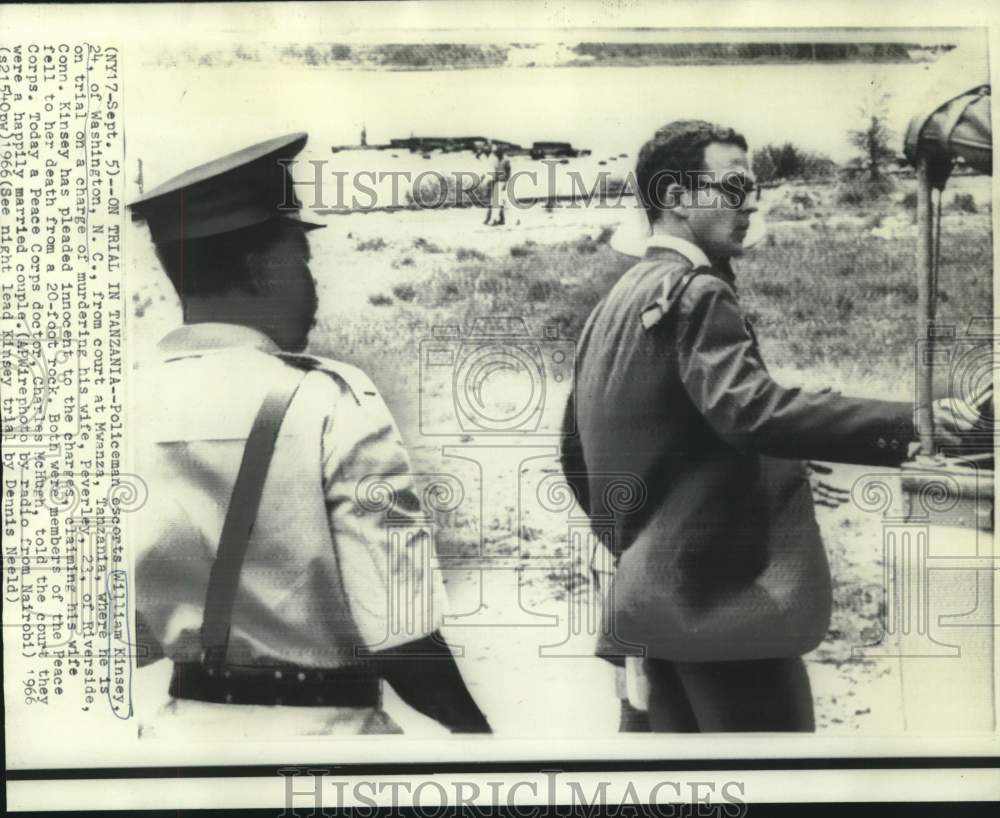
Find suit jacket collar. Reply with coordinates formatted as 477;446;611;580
644;234;711;268
644;236;736;288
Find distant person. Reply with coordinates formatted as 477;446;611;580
560;119;967;733
129;132;490;737
483;146;511;226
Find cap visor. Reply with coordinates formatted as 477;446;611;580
279;215;326;232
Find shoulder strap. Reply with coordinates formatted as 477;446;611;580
278;352;379;404
640;265;721;330
201;362;310;668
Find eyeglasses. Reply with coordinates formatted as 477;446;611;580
701;173;760;209
649;171;762;211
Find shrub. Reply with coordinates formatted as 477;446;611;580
901;191;918;210
356;237;387;252
392;283;417;302
951;193;978;214
767;188;821;222
456;247;486;262
767;204;811;222
836;175;894;207
413;237;443;253
527;280;556;302
477;276;500;296
752;142;837;183
510;242;535;258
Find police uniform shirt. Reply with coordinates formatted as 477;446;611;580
134;322;446;669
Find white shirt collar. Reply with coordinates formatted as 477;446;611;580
645;234;712;269
157;322;279;356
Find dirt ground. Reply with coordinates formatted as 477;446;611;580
131;180;992;736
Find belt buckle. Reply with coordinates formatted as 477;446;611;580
200;644;230;673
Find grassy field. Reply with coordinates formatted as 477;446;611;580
313;208;992;410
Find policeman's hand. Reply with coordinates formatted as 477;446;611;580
376;634;492;734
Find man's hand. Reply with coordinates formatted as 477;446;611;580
806;461;850;509
934;398;984;436
911;397;994;454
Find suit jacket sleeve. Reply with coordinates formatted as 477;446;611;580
558;391;591;517
674;275;915;466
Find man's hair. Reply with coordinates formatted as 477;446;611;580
634;120;748;225
154;218;309;299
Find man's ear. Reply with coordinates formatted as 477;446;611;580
664;183;690;218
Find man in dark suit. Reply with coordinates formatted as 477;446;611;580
561;120;960;732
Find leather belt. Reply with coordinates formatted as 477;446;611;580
169;662;381;707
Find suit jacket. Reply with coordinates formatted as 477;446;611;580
562;242;914;662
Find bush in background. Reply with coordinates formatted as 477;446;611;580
391;283;417;302
752;142;837;183
356;237;387;252
835;174;895;207
846;93;897;185
767;189;822;222
950;193;978;214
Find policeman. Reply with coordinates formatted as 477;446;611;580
129;133;490;736
561;120;962;732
